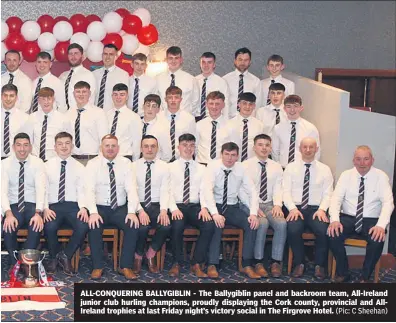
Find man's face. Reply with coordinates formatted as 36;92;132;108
132;59;147;76
143;101;160;120
200;57;215;75
112;90;128;108
36;57;52;76
68;48;83;67
266;60;284;77
178;140;195;160
299;139;318;161
234;53;251;73
238;99;255;117
353;149;374;176
141;138;158;160
73;87;91;106
55;136;73;159
13;138;31;160
1;91;17;110
38;95;55;113
166;54;183;72
102;47;117;68
101;138;119;160
254;138;271;160
221;149;239;168
5;53;21;72
269;90;285;106
207;98;224;119
165;93;182;114
284;102;303;120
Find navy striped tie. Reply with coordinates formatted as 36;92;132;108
241;119;249;162
288;122;297;164
108;162;118;209
210;121;217;159
74;109;84;148
8;73;14;84
183;162;190;204
170;74;175;87
259;162;268;201
200;78;207;117
237;74;243;111
221;170;231;214
39;115;48;161
17;161;26;213
274;109;280;125
301;164;311;209
144;161;153;208
64;69;74;110
3;112;10;155
355;177;365;233
58;160;67;202
30;78;43;113
170;114;176;161
97;69;108;109
110;110;120;136
132;78;139;113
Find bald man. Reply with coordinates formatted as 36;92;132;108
283;137;334;280
328;146;394;283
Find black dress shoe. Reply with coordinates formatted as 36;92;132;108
57;251;74;276
291;264;305;278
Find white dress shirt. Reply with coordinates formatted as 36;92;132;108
132;158;170;211
106;106;141;159
272;117;320;168
222;69;261;118
168;158;207;212
31;73;67;112
256;104;288;137
44;155;86;209
195;73;231;119
127;74;158;116
1;154;46;213
195;115;231;164
156;69;200;116
258;75;295;108
203;159;259;216
329;167;394;229
1;69;33;113
226;114;264;162
1;107;29;158
282;160;334;212
65;103;108;155
59;65;97;110
21;109;71;160
85;155;140;214
241;156;284;206
93;65;129;112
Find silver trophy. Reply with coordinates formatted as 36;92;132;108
13;249;45;287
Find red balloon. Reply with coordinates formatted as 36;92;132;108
102;33;123;50
86;14;101;24
54;16;69;24
115;8;130;18
4;32;26;52
22;41;41;62
70;14;88;33
122;14;142;35
54;41;70;62
37;14;55;33
6;16;23;33
116;53;134;75
137;24;159;46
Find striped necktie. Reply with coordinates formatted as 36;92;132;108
170;114;176;161
274;109;280;125
355;177;365;233
110;110;120;136
237;74;244;111
140;122;149;159
3;112;10;155
241;118;249;162
300;164;311;209
183;162;190;204
170;74;175;87
64;69;74;110
8;73;14;84
30;77;43;113
200;78;207;117
259;161;268;201
18;161;26;213
221;170;231;214
58;160;67;202
288;122;297;164
39;115;48;161
97;69;108;109
144;161;154;208
266;79;275;105
132;78;139;113
210;120;217;159
74;109;84;148
108;162;118;209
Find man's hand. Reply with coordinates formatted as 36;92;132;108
157;210;170;226
43;208;56;223
327;221;343;237
286;208;304;222
369;226;386;242
29;213;44;232
212;213;225;228
248;214;259;230
198;208;212;222
125;213;139;229
257;209;266;218
313;209;329;223
272;205;284;218
77;208;89;223
171;209;183;221
138;209;150;226
88;213;103;230
3;210;18;233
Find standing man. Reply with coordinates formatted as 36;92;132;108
223;47;260;119
328;145;394;282
1;50;33;113
93;44;129;112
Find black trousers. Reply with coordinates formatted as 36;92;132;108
329;214;384;279
171;203;215;265
43;202;88;260
3;202;41;265
286;205;329;267
88;204;138;269
135;203;172;255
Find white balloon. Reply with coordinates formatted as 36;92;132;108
21;20;41;41
87;41;104;63
53;21;73;42
102;12;122;33
121;34;139;55
87;21;107;42
37;32;57;51
1;21;9;41
132;8;151;27
1;42;8;61
70;32;91;51
133;43;150;56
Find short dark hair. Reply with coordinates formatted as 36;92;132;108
254;134;272;144
5;50;21;60
165;86;182;96
104;43;118;51
55;132;73;142
13;132;30;144
36;51;52;61
206;91;225;101
269;82;286;92
132;53;147;62
221;142;239;154
68;43;84;54
112;83;128;92
284;94;302;106
267;54;284;65
234;47;251;59
144;94;161;106
179;133;196;143
238;92;256;103
201;52;216;61
2;84;18;95
74;81;90;90
141;134;158;145
166;46;182;57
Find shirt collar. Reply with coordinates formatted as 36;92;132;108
165;109;180;118
2;106;16;114
270;103;284;111
142;116;157;124
113;105;127;113
8;69;20;77
12;153;31;164
237;113;251;121
209;114;224;122
168;69;181;76
353;167;372;179
179;157;193;165
235;69;249;77
38;72;52;80
270;75;283;82
71;65;84;72
104;65;116;73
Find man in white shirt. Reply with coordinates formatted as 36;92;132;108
195;52;230;121
22;87;71;161
43;132;89;276
283;137;334;279
1;50;33;113
241;134;286;278
131;135;171;274
1;84;29;160
226;92;264;162
59;43;96;111
204;142;260;279
93;44;129;112
272;95;320;168
156;46;200;116
30;52;67;113
128;53;158;116
168;134;215;278
223;47;261;119
328;145;394;283
157;86;196;162
2;133;45;269
85;135;140;280
106;83;141;161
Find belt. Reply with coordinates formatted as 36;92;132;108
72;154;98;160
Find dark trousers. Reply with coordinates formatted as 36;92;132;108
329;214;384;279
286;205;329;267
135;203;172;255
171;203;215;265
43;202;88;260
88;204;138;269
3;202;41;265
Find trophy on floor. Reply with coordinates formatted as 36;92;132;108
13;249;45;287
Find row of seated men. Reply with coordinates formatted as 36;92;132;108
2;130;394;283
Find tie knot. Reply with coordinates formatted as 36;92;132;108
239;74;244;79
61;160;67;166
38;77;43;82
78;108;85;114
185;162;190;168
115;110;120;115
211;120;217;126
104;69;109;75
9;73;14;78
145;161;154;167
144;122;149;127
360;177;365;182
274;109;280;112
243;119;248;124
305;163;311;168
259;161;267;168
171;114;176;119
204;78;208;82
5;111;10;116
44;114;48;119
171;74;175;79
19;161;26;167
135;78;139;83
271;79;275;84
69;69;74;75
291;121;296;126
224;170;231;176
107;162;114;168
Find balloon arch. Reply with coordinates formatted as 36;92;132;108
1;8;159;75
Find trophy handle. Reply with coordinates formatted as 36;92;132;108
13;250;19;261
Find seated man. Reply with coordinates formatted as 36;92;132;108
328;145;394;282
168;134;215;277
85;135;140;280
203;142;260;279
43;132;89;275
283;137;333;279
